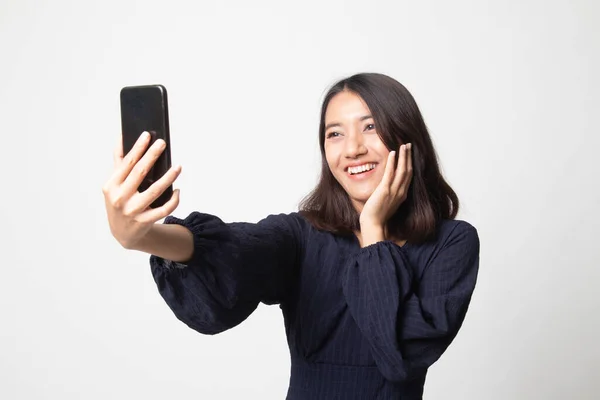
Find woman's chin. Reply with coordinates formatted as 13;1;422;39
348;191;373;206
339;181;377;206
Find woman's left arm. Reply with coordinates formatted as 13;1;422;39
342;222;480;383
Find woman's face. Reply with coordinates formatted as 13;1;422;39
324;91;390;212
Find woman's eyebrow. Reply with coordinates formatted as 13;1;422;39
325;115;373;130
325;122;342;130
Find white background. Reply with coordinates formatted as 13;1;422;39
1;0;598;399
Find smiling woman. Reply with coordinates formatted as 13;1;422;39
103;72;480;400
324;92;393;208
300;73;460;247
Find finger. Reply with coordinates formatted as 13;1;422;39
104;136;127;196
128;164;182;214
110;131;152;186
391;144;407;191
137;189;181;224
396;143;414;195
121;138;167;196
381;150;396;187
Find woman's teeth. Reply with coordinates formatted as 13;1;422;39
348;163;376;175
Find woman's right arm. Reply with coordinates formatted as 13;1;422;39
149;211;304;334
103;132;304;335
131;223;194;263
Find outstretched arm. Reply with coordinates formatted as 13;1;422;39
150;212;305;335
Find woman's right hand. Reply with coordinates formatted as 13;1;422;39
103;131;182;250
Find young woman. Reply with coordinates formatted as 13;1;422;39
103;73;480;399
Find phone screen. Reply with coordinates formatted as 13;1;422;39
120;85;172;207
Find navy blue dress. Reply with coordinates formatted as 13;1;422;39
150;211;480;399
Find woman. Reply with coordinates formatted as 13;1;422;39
103;73;480;399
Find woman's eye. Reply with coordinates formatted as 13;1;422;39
365;124;375;131
326;131;340;139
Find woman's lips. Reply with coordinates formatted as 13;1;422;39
347;165;377;180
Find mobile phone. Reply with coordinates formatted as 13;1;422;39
120;84;172;209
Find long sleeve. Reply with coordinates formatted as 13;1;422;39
150;212;304;335
342;221;480;383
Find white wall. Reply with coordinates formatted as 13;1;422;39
1;0;598;399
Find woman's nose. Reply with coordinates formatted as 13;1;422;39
344;133;367;158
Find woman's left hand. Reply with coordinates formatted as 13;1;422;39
359;143;413;229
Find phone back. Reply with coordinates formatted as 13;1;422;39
120;85;172;208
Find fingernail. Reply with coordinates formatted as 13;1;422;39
142;131;149;138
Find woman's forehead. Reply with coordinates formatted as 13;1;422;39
325;91;372;122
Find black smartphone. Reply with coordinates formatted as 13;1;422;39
120;84;172;209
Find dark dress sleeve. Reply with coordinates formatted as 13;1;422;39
342;221;480;383
149;212;304;335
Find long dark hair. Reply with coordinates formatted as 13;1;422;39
299;73;459;244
